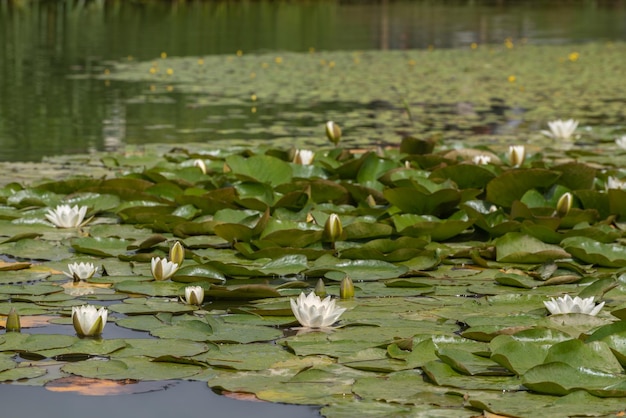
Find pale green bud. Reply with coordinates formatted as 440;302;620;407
340;276;355;300
5;308;21;333
314;279;327;298
323;213;343;243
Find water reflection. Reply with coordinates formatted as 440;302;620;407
0;0;625;161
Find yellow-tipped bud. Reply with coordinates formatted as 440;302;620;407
169;241;185;266
508;145;525;167
340;276;355;299
325;121;342;145
314;279;327;298
555;192;573;218
323;213;343;243
6;308;21;333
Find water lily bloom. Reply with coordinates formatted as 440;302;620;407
554;192;573;217
508;145;525;167
541;119;579;140
151;257;179;281
45;204;88;228
184;286;204;305
169;241;185;266
472;155;491;165
606;176;626;191
293;149;314;165
290;292;346;329
72;305;108;337
193;159;207;174
615;136;626;150
325;121;342;145
64;262;98;281
543;295;604;316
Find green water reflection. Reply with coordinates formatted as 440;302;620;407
1;0;625;162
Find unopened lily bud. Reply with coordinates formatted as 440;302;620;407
340;276;354;299
193;159;207;174
6;308;21;333
555;192;573;218
325;121;342;145
314;278;327;298
508;145;525;167
169;241;185;266
293;149;314;165
323;213;343;243
184;286;204;306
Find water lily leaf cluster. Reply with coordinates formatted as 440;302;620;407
3;47;626;416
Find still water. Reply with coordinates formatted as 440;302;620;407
1;0;626;162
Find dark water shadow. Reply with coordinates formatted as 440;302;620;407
0;380;321;418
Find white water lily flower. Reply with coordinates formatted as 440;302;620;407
293;149;315;165
606;176;626;191
541;119;579;140
64;262;98;281
72;305;108;337
45;204;88;228
290;292;346;329
543;295;604;316
184;286;204;305
472;155;491;165
151;257;179;281
615;136;626;150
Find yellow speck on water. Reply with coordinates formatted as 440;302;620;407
250;72;256;79
251;94;257;101
197;58;204;65
328;61;335;68
261;62;269;69
353;58;360;64
275;56;283;64
149;67;157;74
568;52;580;62
160;52;167;59
236;50;243;57
408;59;416;66
251;106;257;113
504;38;514;49
166;85;174;92
508;75;516;83
103;69;110;75
471;42;478;49
166;68;174;75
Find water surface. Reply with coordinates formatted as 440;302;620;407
1;0;626;161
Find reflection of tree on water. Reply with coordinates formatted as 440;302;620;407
101;93;126;153
1;0;626;162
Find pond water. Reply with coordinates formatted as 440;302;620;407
1;0;626;162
